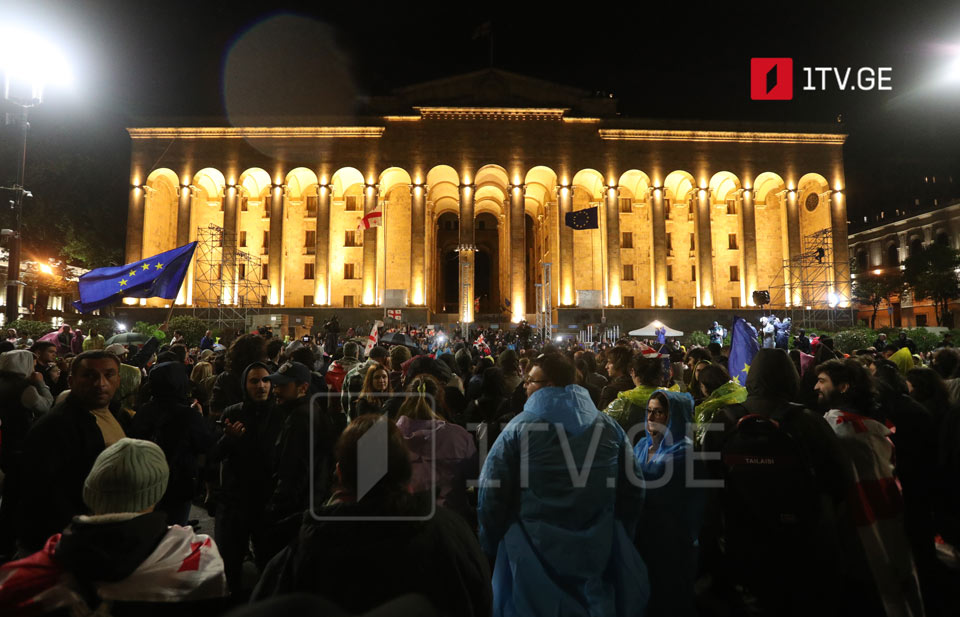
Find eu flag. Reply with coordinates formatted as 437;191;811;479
728;316;760;386
72;242;197;314
564;206;599;230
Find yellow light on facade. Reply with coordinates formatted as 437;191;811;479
873;269;882;275
412;287;423;306
39;264;53;275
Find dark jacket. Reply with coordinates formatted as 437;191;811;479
252;493;491;617
14;395;132;551
215;362;286;508
599;374;635;410
210;370;244;417
129;362;216;506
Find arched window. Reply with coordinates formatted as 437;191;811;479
886;243;900;267
910;237;923;257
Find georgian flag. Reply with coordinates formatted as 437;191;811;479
358;207;383;231
365;320;384;356
387;309;402;320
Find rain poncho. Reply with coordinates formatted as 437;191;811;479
693;381;747;446
478;384;649;617
604;383;680;435
890;346;915;376
633;390;704;617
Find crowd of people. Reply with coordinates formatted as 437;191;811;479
0;318;957;616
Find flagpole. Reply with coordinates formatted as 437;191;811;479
599;202;607;328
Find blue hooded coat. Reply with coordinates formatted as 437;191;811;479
632;390;704;617
478;384;650;617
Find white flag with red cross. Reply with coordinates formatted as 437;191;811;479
387;309;402;320
358;207;383;231
365;320;384;356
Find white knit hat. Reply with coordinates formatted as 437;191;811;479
83;438;169;515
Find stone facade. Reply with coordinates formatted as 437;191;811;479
124;70;851;323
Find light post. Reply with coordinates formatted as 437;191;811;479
0;27;71;324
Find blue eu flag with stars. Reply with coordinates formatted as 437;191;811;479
72;242;197;313
729;316;760;386
564;206;599;230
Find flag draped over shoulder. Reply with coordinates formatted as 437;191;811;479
729;316;760;386
72;242;197;314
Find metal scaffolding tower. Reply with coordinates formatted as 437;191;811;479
192;224;269;330
767;228;855;330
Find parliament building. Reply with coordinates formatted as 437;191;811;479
124;70;851;328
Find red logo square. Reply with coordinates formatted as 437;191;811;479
751;58;793;100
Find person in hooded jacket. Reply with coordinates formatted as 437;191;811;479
0;350;54;468
129;361;217;526
478;353;649;617
634;390;704;617
210;334;267;419
604;354;679;441
252;415;491;616
0;438;228;616
213;361;285;598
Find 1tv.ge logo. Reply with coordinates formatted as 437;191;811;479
751;58;892;100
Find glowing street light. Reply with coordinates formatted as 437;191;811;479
116;323;127;333
0;26;72;324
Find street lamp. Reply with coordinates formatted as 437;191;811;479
0;26;72;324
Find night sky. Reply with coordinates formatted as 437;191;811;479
3;0;960;264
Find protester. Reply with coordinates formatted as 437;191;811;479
598;345;635;408
341;345;389;419
692;363;746;447
324;342;360;394
200;330;215;351
252;415;492;615
214;362;283;597
395;375;477;518
55;325;72;357
14;350;132;551
0;438;228;615
129;361;217;526
478;353;648;616
354;362;397;416
634;391;703;617
604;353;676;439
895;329;919;354
211;334;266;418
815;358;924;616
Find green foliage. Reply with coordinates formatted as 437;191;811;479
686;330;709;347
8;319;53;340
831;328;877;354
903;243;960;326
79;317;117;338
60;225;123;269
851;270;903;329
167;316;209;347
133;321;166;342
905;328;941;353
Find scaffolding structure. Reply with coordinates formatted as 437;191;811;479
192;224;269;330
767;228;855;330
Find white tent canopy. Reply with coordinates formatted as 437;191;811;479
628;320;684;337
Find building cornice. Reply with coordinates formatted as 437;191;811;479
849;200;960;240
598;129;847;145
127;127;385;139
414;107;568;120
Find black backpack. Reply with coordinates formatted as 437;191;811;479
719;403;821;570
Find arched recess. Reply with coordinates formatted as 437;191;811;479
141;169;179;307
885;237;900;267
435;211;460;313
378;167;413;305
616;170;652;309
188;168;227;307
524;166;559;311
569;169;605;300
426;165;461;312
797;172;831;240
752;172;788;304
330;167;366;307
709;171;745;307
475;211;502;313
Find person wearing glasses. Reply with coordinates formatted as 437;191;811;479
478;353;648;616
633;390;703;617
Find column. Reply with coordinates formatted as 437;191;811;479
125;185;145;264
313;184;331;305
740;188;759;305
695;187;715;307
649;186;667;306
175;184;192;305
268;183;285;305
557;185;574;306
897;231;908;264
785;189;802;305
604;185;622;306
509;183;526;321
459;182;476;322
409;183;426;305
222;184;239;305
830;190;851;304
361;182;379;305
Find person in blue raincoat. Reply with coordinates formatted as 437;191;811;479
478;353;650;617
633;390;705;617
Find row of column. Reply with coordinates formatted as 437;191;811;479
126;178;848;312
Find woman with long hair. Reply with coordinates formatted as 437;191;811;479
355;362;396;417
395;375;477;519
190;360;214;415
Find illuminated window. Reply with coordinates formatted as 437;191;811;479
623;264;635;281
303;295;313;306
239;231;246;247
691;265;696;281
667;297;674;308
730;265;740;281
261;264;268;279
666;265;672;281
689;233;695;251
728;234;738;250
345;195;360;211
240;197;248;212
726;199;737;215
344;263;358;279
344;230;361;247
238;264;246;279
666;233;672;250
343;295;355;308
264;195;272;211
305;231;316;255
623;296;635;308
304;263;315;280
732;297;741;309
262;230;269;248
619;198;632;213
306;195;318;216
622;232;633;248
